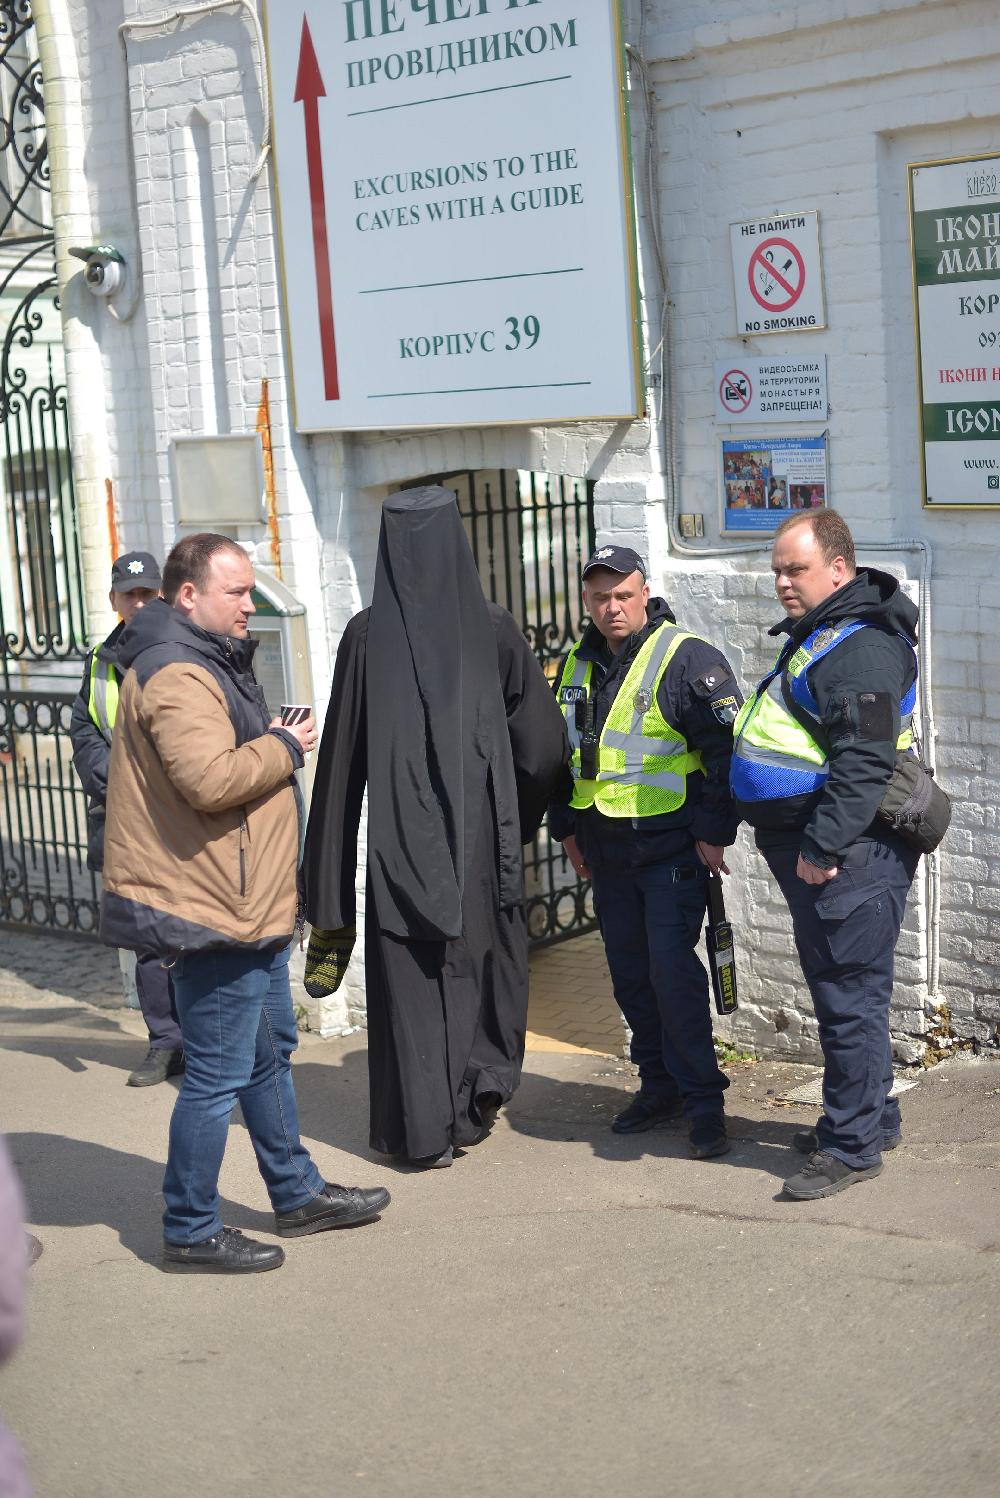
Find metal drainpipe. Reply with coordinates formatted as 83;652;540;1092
859;538;941;1006
32;0;118;644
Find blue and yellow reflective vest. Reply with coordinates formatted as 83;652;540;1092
730;619;916;804
557;625;705;818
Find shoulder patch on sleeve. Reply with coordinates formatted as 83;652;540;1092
710;695;740;725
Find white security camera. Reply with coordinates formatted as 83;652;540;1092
69;244;126;299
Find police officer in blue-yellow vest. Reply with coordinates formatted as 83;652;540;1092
731;510;920;1200
549;545;743;1160
69;550;184;1087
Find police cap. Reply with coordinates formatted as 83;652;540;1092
110;550;162;593
581;545;647;582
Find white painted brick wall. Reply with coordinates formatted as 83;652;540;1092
641;0;1000;1059
46;0;1000;1060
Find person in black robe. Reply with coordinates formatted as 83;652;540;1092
302;486;569;1166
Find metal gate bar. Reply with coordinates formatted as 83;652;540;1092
1;1;93;937
0;689;100;934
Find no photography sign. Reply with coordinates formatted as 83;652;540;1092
714;356;828;424
730;212;826;335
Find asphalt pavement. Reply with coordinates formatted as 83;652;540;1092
0;938;998;1498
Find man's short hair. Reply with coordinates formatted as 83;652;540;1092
161;534;247;604
774;510;856;571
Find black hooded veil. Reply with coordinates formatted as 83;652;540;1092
303;487;569;1159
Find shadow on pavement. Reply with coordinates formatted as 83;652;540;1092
287;1050;386;1167
5;1131;274;1266
273;1052;808;1183
0;1006;148;1076
505;1069;806;1184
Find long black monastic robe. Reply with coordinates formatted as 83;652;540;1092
303;487;569;1159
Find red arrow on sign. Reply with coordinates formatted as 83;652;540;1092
295;16;339;401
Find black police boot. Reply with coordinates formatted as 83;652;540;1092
274;1182;391;1237
783;1151;883;1200
127;1045;184;1088
163;1226;284;1273
612;1093;684;1134
792;1125;901;1155
790;1126;904;1156
688;1114;731;1159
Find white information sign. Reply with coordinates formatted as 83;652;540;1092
729;212;826;336
910;152;1000;508
714;356;828;424
263;1;642;433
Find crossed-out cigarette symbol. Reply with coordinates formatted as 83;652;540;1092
749;237;806;313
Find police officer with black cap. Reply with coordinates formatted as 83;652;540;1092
69;550;184;1086
549;545;743;1158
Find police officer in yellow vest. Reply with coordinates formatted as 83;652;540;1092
731;511;920;1200
69;550;184;1087
550;546;743;1159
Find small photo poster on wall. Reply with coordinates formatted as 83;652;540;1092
721;434;829;535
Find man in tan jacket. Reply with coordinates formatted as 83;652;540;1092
102;533;390;1272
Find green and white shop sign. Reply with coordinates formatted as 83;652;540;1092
910;150;1000;509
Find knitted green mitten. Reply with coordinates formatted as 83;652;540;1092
304;925;357;999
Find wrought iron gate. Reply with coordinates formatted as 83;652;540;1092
0;0;96;934
414;468;598;946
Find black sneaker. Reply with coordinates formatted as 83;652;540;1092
163;1226;284;1273
612;1094;684;1134
689;1114;731;1159
127;1046;185;1088
783;1150;883;1200
274;1182;391;1237
792;1126;901;1155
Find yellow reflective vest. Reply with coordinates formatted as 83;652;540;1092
87;651;119;743
557;625;705;818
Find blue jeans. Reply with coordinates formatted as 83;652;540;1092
162;944;325;1245
762;834;918;1168
591;852;729;1118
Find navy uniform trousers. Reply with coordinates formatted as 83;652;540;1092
135;952;182;1051
591;848;729;1119
762;831;918;1168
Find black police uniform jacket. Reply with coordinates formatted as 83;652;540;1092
735;566;919;869
548;598;743;872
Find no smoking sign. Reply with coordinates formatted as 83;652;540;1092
731;212;825;335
